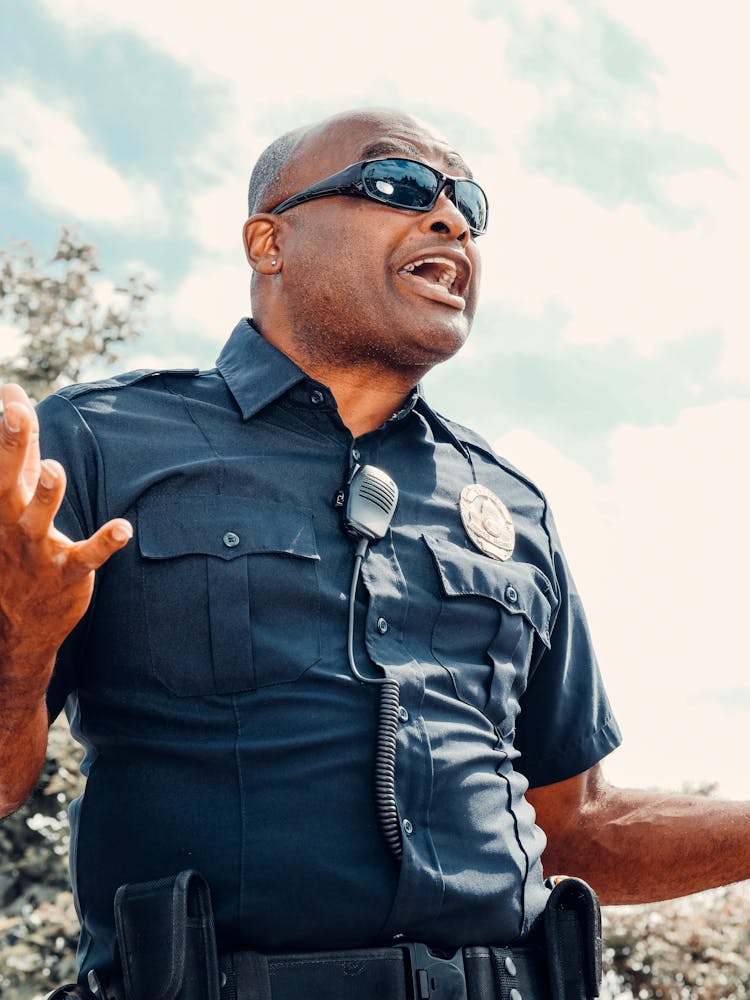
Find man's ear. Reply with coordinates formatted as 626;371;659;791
243;215;282;274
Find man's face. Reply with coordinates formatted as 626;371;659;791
264;110;483;377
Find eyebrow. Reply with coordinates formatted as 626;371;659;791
359;140;473;179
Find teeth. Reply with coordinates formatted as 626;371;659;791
400;256;458;290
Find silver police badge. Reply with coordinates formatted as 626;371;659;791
460;484;515;561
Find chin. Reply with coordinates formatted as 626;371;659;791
421;313;473;360
356;303;475;370
389;333;468;375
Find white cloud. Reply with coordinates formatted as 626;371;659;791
47;0;750;388
597;2;750;173
189;182;248;255
461;1;749;387
162;257;250;353
0;84;167;231
33;1;750;347
476;153;749;386
38;0;512;116
495;398;750;797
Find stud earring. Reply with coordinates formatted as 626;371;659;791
271;258;278;267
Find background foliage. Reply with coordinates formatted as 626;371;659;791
0;229;150;401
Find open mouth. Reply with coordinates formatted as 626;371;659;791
396;255;469;308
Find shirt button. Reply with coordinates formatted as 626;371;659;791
310;390;324;404
398;706;409;722
504;956;517;976
402;818;414;836
376;617;388;634
505;585;518;603
509;990;523;1000
351;447;361;461
222;531;240;548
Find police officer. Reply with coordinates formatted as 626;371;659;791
2;108;750;1000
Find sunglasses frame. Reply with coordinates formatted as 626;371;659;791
267;157;488;236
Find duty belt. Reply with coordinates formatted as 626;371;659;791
48;869;601;1000
217;942;550;1000
51;945;553;1000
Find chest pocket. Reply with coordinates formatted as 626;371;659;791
137;495;321;696
424;533;554;736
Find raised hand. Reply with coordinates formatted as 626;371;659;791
0;383;132;664
0;383;132;814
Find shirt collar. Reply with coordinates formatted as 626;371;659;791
216;319;469;459
216;318;307;420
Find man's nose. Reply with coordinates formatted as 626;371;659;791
420;188;469;243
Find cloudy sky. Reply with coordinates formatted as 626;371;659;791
2;0;749;796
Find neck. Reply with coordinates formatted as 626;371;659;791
307;364;418;437
251;311;426;436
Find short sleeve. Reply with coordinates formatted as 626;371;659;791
513;506;622;788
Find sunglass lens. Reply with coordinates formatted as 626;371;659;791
363;159;488;234
455;182;488;235
363;160;438;209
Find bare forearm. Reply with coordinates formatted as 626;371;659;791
0;652;52;816
540;781;750;905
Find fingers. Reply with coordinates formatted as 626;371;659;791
1;382;133;576
67;518;133;575
2;385;41;500
1;382;35;411
16;460;67;539
0;400;38;523
12;459;132;573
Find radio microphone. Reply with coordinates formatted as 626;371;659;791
344;464;399;545
343;465;399;666
342;463;404;859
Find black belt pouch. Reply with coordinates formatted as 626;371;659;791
544;877;602;1000
114;869;220;1000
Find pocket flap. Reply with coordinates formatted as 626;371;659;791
137;494;320;561
423;532;553;646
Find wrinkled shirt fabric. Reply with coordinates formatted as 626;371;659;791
39;319;621;981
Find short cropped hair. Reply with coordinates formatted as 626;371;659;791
247;126;306;216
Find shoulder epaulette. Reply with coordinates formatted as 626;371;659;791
55;367;203;401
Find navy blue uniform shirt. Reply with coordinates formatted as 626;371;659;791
38;319;621;980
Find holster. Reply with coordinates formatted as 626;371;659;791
543;877;602;1000
113;869;220;1000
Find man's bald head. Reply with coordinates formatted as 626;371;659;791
246;108;472;218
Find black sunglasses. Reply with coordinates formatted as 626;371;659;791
268;157;489;236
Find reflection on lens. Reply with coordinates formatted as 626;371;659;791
363;159;488;233
365;159;436;209
455;182;488;233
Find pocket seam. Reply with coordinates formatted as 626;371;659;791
422;532;552;644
